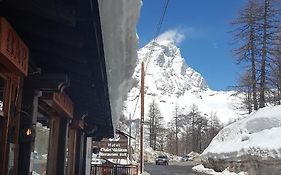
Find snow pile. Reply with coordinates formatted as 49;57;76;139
143;147;181;163
123;30;242;124
192;164;247;175
107;158;133;165
201;105;281;160
188;151;201;161
98;0;141;128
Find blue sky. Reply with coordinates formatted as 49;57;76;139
137;0;247;91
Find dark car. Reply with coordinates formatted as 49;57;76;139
155;155;169;165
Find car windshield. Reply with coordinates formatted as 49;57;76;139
158;155;167;159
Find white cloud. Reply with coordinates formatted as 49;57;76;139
157;29;186;45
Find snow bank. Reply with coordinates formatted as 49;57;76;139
107;158;132;165
192;164;247;175
98;0;141;128
143;147;181;163
188;151;201;161
202;105;281;160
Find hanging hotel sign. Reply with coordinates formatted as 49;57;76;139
94;131;129;159
0;17;29;76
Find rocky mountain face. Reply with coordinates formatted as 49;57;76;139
123;38;241;124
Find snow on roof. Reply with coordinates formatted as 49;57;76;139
98;0;141;129
202;105;281;160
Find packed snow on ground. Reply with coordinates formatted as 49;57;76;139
192;164;247;175
141;172;151;175
201;105;281;160
98;0;141;128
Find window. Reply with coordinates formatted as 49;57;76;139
0;77;5;116
32;118;50;175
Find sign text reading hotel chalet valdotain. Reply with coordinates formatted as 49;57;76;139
93;131;128;159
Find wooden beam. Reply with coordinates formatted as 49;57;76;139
31;50;88;66
53;92;74;119
25;74;70;93
71;120;84;130
3;1;77;27
0;64;9;73
31;53;91;77
38;100;57;117
25;37;92;63
10;19;83;48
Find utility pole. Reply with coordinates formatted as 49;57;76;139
129;113;132;162
175;108;178;155
140;62;145;173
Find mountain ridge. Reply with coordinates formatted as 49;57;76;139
123;37;241;124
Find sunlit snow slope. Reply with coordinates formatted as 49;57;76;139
123;31;241;124
202;105;281;160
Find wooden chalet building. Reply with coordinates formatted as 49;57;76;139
0;0;116;174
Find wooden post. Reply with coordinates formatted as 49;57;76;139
68;127;77;175
47;116;60;175
140;62;144;173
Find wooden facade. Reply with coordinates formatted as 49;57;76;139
0;16;26;174
0;0;114;174
0;71;22;175
0;17;29;76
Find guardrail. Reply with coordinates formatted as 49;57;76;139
91;164;139;175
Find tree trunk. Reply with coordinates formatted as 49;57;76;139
250;22;258;110
260;0;269;108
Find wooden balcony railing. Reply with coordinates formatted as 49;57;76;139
0;17;29;76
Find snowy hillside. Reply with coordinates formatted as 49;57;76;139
123;31;242;124
201;105;281;160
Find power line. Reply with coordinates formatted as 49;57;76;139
131;0;170;120
145;0;170;72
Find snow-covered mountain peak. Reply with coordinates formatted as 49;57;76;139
123;33;242;124
137;38;208;91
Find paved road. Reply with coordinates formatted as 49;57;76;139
144;161;207;175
